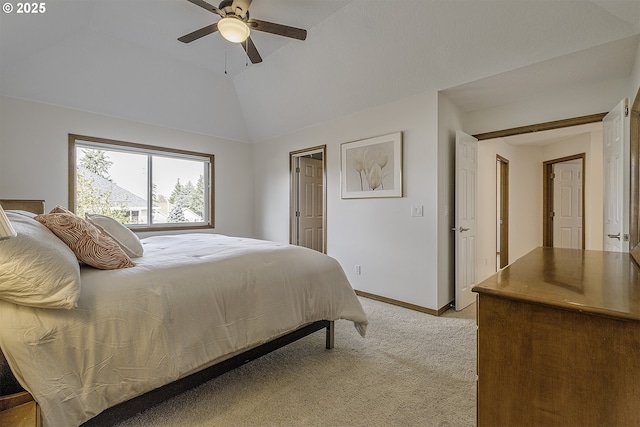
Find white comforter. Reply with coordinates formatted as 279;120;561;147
0;234;367;426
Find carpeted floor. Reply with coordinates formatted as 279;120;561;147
115;298;477;427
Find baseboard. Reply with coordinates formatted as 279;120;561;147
355;291;451;316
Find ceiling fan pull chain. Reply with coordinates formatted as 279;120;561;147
224;46;228;75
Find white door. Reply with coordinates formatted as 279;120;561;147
455;131;478;311
297;157;324;252
603;98;630;252
553;162;583;249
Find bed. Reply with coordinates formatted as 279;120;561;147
0;200;368;427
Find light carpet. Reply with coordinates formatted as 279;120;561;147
115;297;477;427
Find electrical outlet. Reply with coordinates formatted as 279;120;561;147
411;205;423;217
355;265;361;275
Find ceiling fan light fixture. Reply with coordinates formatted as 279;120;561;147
218;17;250;43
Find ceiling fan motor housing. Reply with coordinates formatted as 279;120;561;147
179;0;307;65
219;0;250;20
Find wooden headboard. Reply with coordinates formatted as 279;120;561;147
0;199;45;214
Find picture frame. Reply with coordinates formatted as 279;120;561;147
341;132;402;199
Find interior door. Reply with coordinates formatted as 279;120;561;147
603;98;630;252
455;131;478;311
297;157;324;252
497;156;509;269
553;162;583;249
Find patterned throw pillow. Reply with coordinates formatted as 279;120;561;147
35;208;133;270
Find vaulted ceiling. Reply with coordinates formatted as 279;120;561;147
1;0;639;143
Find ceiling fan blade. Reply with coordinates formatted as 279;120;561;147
241;37;262;64
185;0;222;15
178;23;219;43
231;0;252;18
247;19;307;41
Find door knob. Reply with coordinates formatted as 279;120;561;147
451;226;470;232
607;233;621;240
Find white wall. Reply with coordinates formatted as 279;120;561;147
632;41;640;95
253;91;444;311
0;96;254;238
466;77;632;136
477;140;542;282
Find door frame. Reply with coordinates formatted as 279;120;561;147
289;145;327;253
496;155;509;268
474;113;607;141
542;153;586;249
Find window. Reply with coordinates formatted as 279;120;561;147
69;134;214;231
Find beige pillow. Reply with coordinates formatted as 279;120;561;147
35;210;134;270
85;214;143;258
0;212;80;309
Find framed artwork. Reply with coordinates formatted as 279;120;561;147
341;132;402;198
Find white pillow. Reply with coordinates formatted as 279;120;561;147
85;214;144;258
5;209;37;219
0;212;81;309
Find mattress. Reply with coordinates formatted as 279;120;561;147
0;233;367;426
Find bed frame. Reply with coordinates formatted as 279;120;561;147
0;199;335;427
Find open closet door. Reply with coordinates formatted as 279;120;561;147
603;98;630;252
454;131;478;310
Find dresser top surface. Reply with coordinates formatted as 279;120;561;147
473;247;640;320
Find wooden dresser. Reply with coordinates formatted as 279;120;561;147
473;247;640;427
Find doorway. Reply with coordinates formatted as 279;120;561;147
290;146;327;253
543;154;586;249
496;155;509;269
472;114;603;291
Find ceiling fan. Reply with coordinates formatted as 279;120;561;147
178;0;307;64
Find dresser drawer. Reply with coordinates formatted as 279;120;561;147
0;392;40;427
